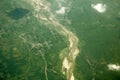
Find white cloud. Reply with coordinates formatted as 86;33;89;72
56;7;66;15
91;3;106;13
108;64;120;71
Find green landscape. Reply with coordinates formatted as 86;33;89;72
0;0;120;80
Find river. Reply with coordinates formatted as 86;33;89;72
26;0;80;80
